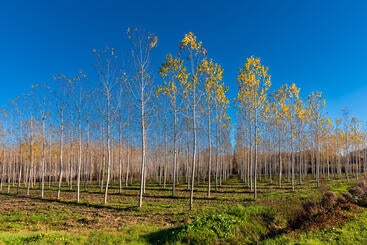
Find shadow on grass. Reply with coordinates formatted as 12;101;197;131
0;192;139;212
144;226;184;245
0;190;247;212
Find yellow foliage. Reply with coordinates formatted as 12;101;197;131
237;56;271;110
150;36;158;48
179;32;206;55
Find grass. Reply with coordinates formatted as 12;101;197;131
0;176;363;244
146;204;284;244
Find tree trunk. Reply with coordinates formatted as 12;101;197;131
77;109;82;202
104;91;111;204
139;70;146;208
57;111;64;200
172;108;177;196
41;117;46;198
207;107;212;197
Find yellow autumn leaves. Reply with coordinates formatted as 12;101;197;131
158;32;229;112
157;54;189;104
237;56;271;109
274;83;303;121
198;58;228;106
179;32;207;55
236;55;335;146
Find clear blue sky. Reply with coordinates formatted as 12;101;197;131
1;0;367;123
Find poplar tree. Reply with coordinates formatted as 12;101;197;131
307;92;326;187
127;27;158;208
198;58;227;195
179;32;207;209
237;56;271;198
93;47;119;204
159;54;187;196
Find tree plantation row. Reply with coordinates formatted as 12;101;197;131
0;29;365;210
235;58;366;199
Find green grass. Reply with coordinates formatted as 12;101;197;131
0;230;148;245
0;232;82;245
0;176;364;244
328;181;355;195
145;204;285;244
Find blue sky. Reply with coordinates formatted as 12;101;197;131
1;0;367;123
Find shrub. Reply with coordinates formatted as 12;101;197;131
348;186;365;196
337;195;347;205
302;200;321;216
356;180;367;193
289;191;344;231
320;191;337;209
342;191;354;203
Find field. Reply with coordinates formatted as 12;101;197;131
0;178;367;244
0;177;366;244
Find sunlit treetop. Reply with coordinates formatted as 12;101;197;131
237;56;271;109
157;54;189;106
179;32;207;55
159;54;187;83
307;91;326;123
198;58;227;105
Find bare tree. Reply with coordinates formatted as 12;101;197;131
126;27;158;208
93;47;119;204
